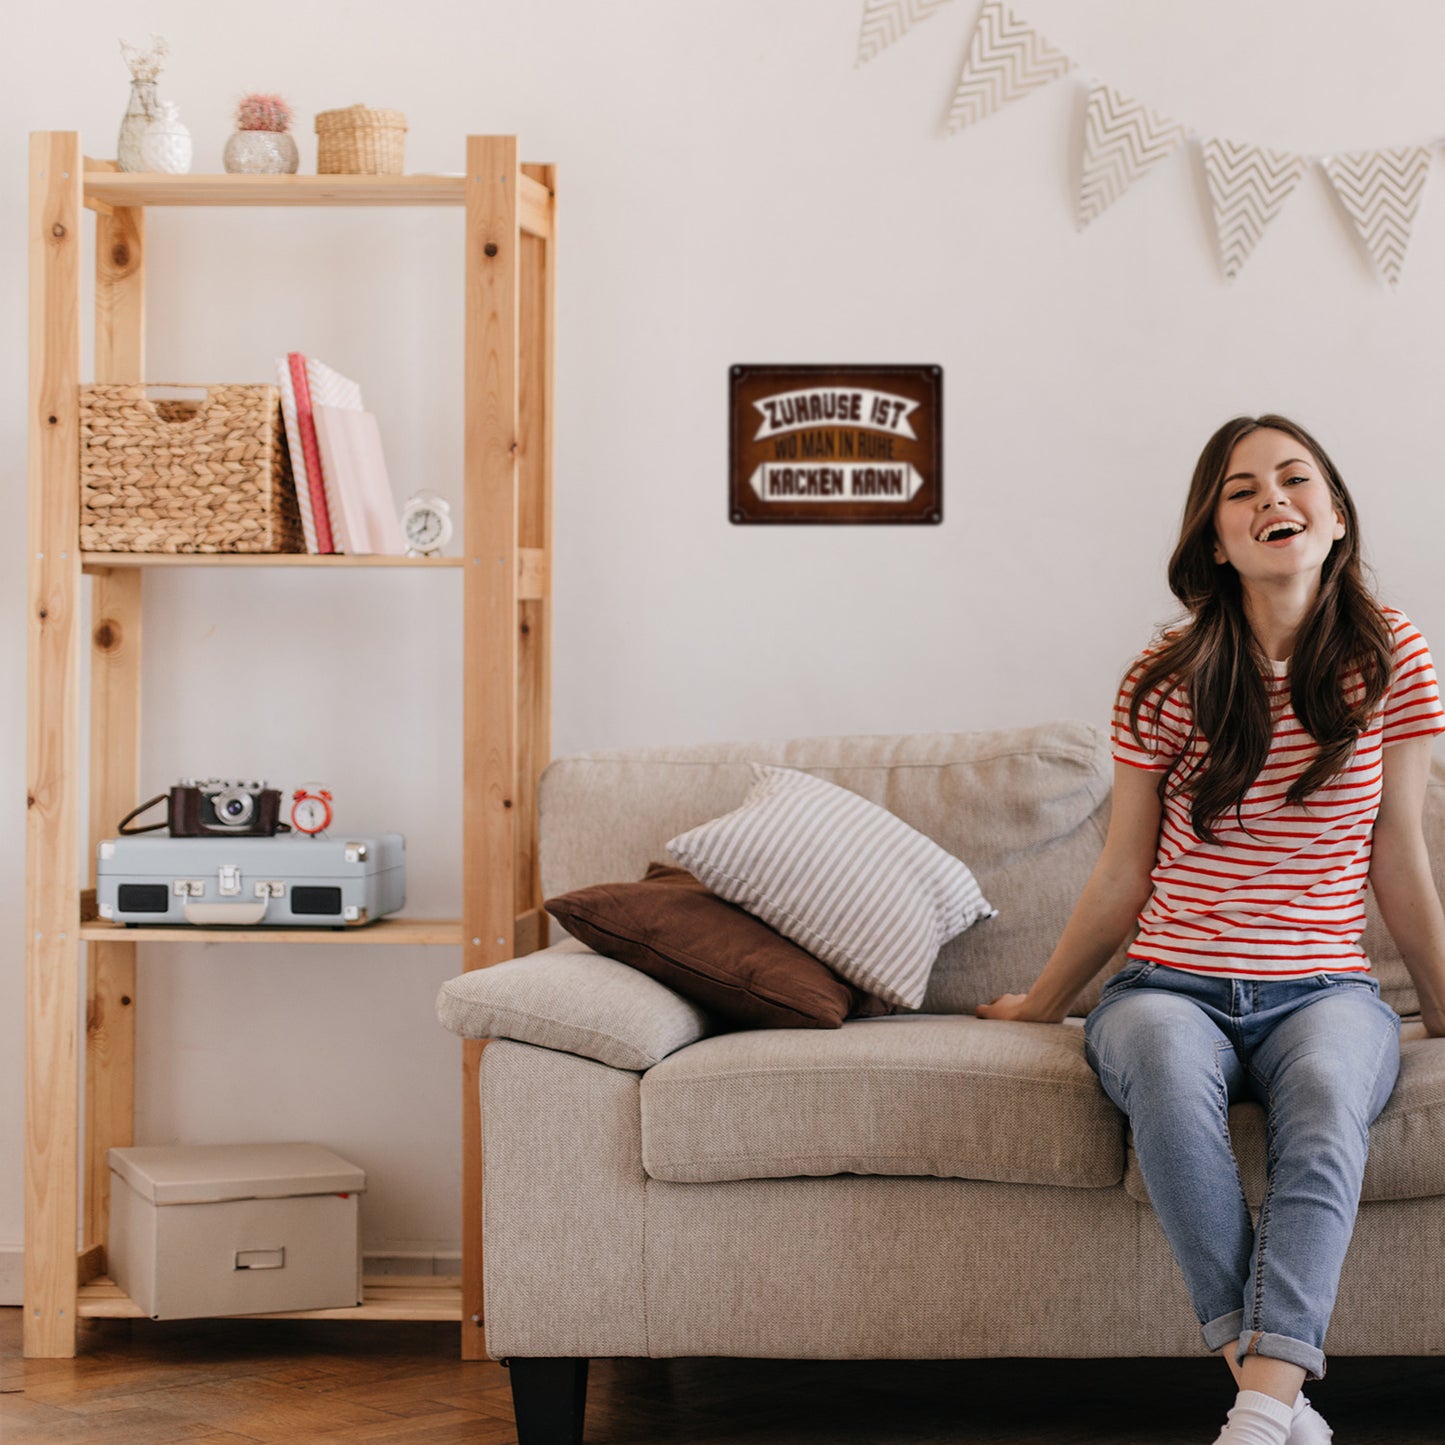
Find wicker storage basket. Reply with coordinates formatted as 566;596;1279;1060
80;384;305;554
315;104;407;175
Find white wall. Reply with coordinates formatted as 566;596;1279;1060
5;0;1445;1277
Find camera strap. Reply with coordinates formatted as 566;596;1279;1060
117;793;172;835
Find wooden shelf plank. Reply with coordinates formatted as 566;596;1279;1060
81;548;546;596
85;172;469;208
78;1276;464;1322
81;169;554;238
80;917;465;945
82;552;464;571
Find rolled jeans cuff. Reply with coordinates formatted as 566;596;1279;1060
1203;1309;1245;1353
1233;1329;1328;1382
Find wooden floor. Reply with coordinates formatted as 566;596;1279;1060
3;1308;1444;1442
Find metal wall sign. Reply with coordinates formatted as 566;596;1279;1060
729;364;942;524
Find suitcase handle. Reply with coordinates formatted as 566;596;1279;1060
183;900;269;926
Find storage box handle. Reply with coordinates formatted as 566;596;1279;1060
234;1247;286;1271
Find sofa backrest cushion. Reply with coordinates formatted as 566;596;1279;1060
541;722;1119;1015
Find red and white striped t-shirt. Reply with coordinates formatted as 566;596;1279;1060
1112;606;1445;979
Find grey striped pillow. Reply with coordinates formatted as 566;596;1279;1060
666;765;996;1009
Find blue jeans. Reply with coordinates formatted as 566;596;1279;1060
1083;960;1401;1381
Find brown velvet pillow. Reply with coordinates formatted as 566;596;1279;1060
545;863;895;1029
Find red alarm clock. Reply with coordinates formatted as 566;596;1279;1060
290;785;333;836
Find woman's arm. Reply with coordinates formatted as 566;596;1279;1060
976;760;1162;1024
1369;734;1445;1038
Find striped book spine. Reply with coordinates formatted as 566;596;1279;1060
288;352;335;554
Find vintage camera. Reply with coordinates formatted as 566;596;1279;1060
118;779;288;837
174;779;285;836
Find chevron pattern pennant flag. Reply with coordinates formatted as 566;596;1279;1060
856;0;954;66
1202;139;1307;281
1320;147;1433;288
1077;82;1189;229
945;0;1072;132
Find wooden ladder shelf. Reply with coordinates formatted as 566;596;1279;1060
24;133;555;1359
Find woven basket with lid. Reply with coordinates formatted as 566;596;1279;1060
80;384;304;554
315;104;407;174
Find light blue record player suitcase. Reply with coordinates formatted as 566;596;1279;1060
96;833;406;927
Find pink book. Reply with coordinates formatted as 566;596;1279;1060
312;405;406;556
288;352;335;553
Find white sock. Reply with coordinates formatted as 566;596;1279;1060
1288;1390;1334;1444
1212;1388;1295;1445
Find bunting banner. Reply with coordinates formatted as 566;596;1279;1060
864;1;1444;285
945;0;1071;132
1201;140;1308;282
1077;82;1189;229
1319;147;1433;289
856;0;955;67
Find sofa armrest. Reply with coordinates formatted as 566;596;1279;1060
436;939;711;1071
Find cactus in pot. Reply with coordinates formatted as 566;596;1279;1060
224;92;299;174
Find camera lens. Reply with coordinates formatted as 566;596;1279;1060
214;788;254;826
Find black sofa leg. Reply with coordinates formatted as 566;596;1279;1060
508;1356;590;1444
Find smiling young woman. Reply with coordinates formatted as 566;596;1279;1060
1133;415;1394;848
977;414;1445;1445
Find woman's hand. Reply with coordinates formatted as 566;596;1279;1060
975;993;1057;1023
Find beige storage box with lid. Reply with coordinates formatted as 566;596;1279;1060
107;1142;365;1320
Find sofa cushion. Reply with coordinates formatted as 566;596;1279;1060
667;765;996;1009
436;940;709;1071
545;863;893;1029
639;1015;1124;1188
1123;1019;1445;1206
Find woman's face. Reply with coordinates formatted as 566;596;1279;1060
1210;428;1346;587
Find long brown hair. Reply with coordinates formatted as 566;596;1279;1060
1128;414;1393;843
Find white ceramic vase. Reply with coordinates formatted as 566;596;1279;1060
141;101;193;175
223;129;299;175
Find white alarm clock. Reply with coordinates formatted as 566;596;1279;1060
401;491;454;557
290;784;333;836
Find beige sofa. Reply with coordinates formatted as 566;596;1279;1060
437;722;1445;1444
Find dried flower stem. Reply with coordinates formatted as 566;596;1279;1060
119;34;168;83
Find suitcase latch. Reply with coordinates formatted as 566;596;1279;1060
218;864;242;897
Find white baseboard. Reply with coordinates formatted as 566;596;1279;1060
0;1247;459;1304
0;1247;21;1306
